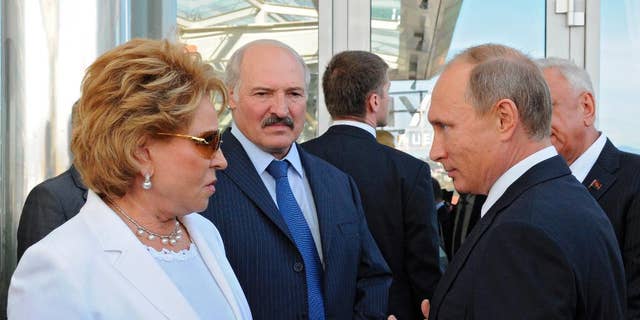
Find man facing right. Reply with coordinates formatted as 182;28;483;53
538;57;640;319
427;44;625;319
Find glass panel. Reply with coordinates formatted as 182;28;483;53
371;0;463;81
177;0;319;141
372;0;546;192
264;0;315;8
178;1;250;21
599;1;640;153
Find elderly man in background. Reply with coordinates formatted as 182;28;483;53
538;57;640;319
202;40;391;319
425;44;625;319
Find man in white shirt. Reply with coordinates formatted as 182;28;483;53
302;50;442;320
425;44;625;319
538;57;640;319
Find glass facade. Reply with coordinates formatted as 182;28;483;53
373;0;546;191
177;0;320;141
599;0;640;153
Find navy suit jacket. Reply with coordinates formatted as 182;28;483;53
303;125;442;320
202;129;392;320
582;139;640;319
17;165;87;260
429;155;626;320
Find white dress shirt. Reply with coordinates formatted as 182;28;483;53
230;123;323;262
331;120;377;138
569;133;607;183
481;146;558;217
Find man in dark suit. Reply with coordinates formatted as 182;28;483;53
425;44;625;319
201;40;391;320
538;57;640;319
302;50;441;320
17;165;87;260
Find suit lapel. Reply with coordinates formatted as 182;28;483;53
220;129;294;242
582;139;619;200
430;156;571;316
182;215;244;320
83;191;198;319
299;148;335;259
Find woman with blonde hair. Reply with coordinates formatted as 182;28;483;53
8;38;252;319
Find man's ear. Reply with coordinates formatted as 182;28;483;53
579;91;596;127
227;91;237;111
493;98;519;140
367;92;380;113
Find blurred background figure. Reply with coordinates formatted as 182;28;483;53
8;38;251;319
431;178;452;269
445;193;486;259
376;129;396;148
538;57;640;319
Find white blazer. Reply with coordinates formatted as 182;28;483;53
8;191;252;320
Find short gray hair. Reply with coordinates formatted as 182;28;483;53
449;44;552;140
225;39;311;101
535;57;595;98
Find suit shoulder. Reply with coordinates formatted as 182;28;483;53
383;144;430;167
300;136;322;149
619;149;640;170
500;175;610;231
300;149;353;179
29;169;80;197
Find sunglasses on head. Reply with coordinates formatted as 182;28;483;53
157;130;222;158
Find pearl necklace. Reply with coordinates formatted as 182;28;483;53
110;201;183;246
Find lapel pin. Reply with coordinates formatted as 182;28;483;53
588;179;602;191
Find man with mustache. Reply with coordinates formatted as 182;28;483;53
202;39;392;320
537;57;640;319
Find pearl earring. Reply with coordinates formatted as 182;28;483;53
142;173;152;190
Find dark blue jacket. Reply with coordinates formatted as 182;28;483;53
303;125;442;320
430;155;626;319
202;129;392;319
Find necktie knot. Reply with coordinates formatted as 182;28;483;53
267;160;289;179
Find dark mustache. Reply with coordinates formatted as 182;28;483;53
262;116;294;129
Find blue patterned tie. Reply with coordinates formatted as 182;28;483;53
266;160;325;320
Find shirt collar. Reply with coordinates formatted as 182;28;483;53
569;133;606;183
481;146;558;217
331;120;376;138
230;122;304;178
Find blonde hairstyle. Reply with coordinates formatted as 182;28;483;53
450;44;552;140
376;130;395;148
71;38;227;198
